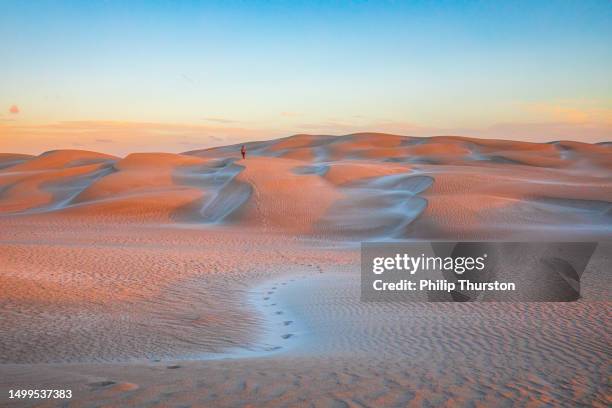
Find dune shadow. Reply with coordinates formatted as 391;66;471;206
42;165;116;211
318;174;434;240
292;164;329;176
171;159;252;223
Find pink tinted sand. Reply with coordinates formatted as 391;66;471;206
0;134;610;407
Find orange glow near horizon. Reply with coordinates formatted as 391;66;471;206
2;111;610;156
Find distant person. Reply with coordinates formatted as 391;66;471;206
241;145;246;160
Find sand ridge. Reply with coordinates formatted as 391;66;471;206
2;134;610;239
0;134;611;407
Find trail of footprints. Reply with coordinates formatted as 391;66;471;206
261;253;323;348
262;262;323;348
86;271;315;391
262;276;307;346
263;264;323;350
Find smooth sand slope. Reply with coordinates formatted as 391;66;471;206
2;133;611;238
0;134;611;407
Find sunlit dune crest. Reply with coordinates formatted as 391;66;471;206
1;133;610;240
0;133;610;407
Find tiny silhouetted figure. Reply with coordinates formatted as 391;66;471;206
241;145;246;160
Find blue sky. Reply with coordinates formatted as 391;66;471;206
1;0;611;154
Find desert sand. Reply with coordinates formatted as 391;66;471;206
0;133;610;407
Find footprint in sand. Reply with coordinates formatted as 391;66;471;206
270;303;277;306
166;365;181;369
281;334;294;339
267;291;273;295
275;311;283;315
88;381;139;392
89;381;116;389
112;382;139;392
283;321;293;326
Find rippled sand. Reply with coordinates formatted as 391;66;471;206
1;134;611;407
1;247;609;407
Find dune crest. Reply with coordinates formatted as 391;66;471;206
0;135;610;408
1;134;610;239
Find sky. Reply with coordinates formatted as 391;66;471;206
1;0;611;155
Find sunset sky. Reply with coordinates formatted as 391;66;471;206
1;0;611;155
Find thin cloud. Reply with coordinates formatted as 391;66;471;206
202;117;242;124
180;74;196;84
449;121;612;143
524;101;612;125
0;120;274;155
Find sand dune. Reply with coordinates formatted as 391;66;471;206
1;134;610;239
0;153;35;170
227;157;344;233
1;134;610;407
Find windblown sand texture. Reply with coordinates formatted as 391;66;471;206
1;134;610;407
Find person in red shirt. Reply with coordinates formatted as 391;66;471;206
241;145;246;160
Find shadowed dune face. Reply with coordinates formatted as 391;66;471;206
1;134;611;239
66;153;212;221
0;150;117;213
228;157;344;234
0;153;35;170
0;136;611;406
